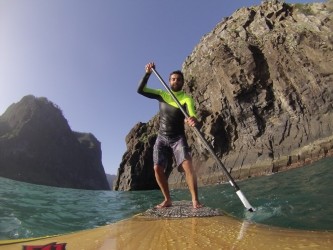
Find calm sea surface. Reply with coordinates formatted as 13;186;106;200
1;157;332;240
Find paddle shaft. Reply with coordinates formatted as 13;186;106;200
152;68;255;212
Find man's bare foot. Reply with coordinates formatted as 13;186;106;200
193;200;203;209
155;200;172;209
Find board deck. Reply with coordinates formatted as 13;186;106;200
141;200;224;218
1;202;332;250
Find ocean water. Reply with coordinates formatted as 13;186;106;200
0;157;332;240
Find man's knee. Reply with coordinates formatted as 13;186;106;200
182;160;194;173
154;165;164;174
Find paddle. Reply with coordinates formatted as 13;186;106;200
152;68;255;212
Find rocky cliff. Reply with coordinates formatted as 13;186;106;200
114;1;333;191
0;95;110;190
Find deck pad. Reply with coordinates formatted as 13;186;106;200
141;200;223;218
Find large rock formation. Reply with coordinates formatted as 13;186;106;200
113;119;160;191
114;1;333;190
0;95;110;190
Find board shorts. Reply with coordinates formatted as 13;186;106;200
153;134;191;172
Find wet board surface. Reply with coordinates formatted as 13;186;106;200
1;208;332;250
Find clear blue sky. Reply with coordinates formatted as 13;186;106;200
0;0;322;175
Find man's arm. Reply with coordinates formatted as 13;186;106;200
137;62;164;100
137;72;151;94
185;97;198;127
137;72;163;100
138;61;155;94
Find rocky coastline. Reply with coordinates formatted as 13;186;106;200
114;1;333;191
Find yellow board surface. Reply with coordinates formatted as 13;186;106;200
1;215;332;250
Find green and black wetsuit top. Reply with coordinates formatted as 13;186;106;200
137;73;197;137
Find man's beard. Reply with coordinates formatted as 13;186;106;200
171;84;183;92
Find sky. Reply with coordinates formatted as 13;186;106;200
0;0;323;175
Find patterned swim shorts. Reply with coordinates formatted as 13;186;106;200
153;134;191;171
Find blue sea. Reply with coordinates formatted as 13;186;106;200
1;157;332;240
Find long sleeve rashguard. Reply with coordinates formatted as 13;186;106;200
137;73;197;137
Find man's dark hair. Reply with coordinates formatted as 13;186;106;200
169;70;184;82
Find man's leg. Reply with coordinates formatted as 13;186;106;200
154;164;172;208
182;159;202;208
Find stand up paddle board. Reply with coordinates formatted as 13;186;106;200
1;201;332;250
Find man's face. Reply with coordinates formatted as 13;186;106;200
169;73;184;92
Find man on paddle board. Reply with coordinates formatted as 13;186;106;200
137;62;202;209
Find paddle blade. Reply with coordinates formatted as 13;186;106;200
236;190;256;212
